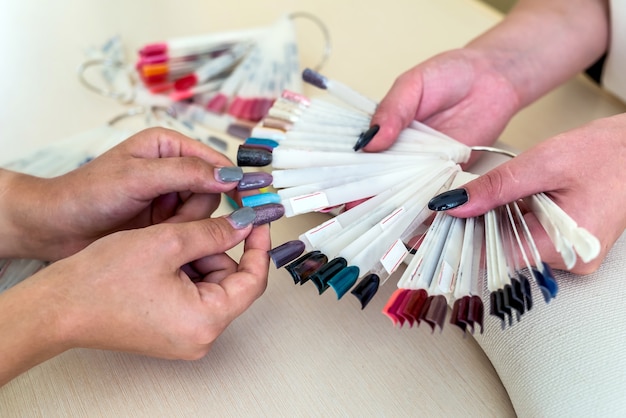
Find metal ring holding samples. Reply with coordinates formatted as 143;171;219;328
289;11;332;71
77;58;135;104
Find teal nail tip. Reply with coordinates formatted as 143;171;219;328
350;273;380;309
244;137;280;148
328;266;360;299
242;192;281;207
309;257;348;295
427;188;468;211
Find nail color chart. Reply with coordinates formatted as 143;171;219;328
237;68;601;334
132;14;305;136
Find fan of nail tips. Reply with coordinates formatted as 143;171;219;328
236;68;603;334
134;13;327;133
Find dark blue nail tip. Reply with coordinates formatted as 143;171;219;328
269;240;306;269
427;188;468;211
353;124;380;152
350;274;380;309
302;68;328;89
328;266;360;299
517;273;533;312
532;264;558;303
237;145;273;167
309;257;348;295
285;251;328;285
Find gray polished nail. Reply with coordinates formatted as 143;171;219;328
216;166;244;183
227;207;256;229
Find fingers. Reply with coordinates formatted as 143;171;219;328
198;224;271;318
126;127;233;167
163;193;222;224
429;148;556;218
367;69;424;152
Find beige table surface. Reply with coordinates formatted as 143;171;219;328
1;0;624;416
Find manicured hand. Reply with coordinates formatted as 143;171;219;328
1;127;244;260
428;114;626;274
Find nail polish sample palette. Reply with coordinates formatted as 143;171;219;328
237;69;601;334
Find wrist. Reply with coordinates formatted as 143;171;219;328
0;268;70;386
0;169;70;260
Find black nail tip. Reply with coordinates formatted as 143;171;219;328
427;188;468;211
353;124;380;151
236;145;273;167
351;273;380;309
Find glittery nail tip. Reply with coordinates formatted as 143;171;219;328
268;240;306;269
237;145;273;167
350;274;380;309
252;203;285;226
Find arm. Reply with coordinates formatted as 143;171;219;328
367;0;610;151
0;127;248;261
0;212;272;386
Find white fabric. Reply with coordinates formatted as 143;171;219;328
470;153;626;417
603;0;626;102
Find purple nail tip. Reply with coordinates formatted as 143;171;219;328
268;240;306;268
252;203;285;226
302;68;327;89
227;123;252;139
237;172;274;191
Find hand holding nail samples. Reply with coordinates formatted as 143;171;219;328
0;209;272;386
429;114;626;274
0;127;260;262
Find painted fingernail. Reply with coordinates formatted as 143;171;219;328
427;188;468;211
238;172;274;191
242;192;281;207
237;146;273;167
353;124;380;151
226;206;256;229
251;203;285;226
215;166;244;183
268;240;306;268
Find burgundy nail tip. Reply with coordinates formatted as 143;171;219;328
269;240;306;269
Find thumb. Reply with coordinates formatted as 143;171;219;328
427;151;554;218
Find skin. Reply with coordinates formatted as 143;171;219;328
366;0;620;274
0;127;272;386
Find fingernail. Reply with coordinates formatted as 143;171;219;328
353;124;380;151
226;207;256;229
354;125;380;151
238;172;273;191
251;203;285;226
242;192;281;207
215;166;244;183
237;146;273;167
268;240;306;268
427;188;468;211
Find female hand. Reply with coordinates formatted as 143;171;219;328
428;113;626;274
0;208;272;385
1;127;245;261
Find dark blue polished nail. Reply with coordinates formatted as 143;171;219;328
428;188;468;211
353;125;380;152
